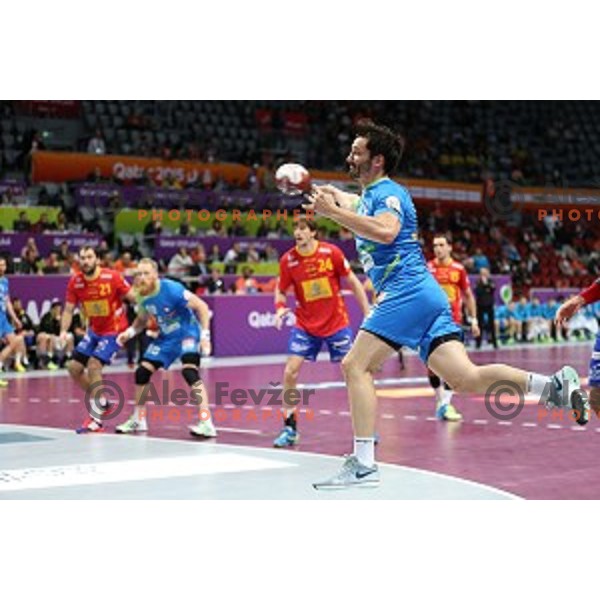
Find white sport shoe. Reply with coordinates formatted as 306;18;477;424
189;420;217;438
115;415;148;434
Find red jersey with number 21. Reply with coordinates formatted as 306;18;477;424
278;242;351;337
65;268;130;335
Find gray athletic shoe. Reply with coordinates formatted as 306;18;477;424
312;455;380;490
546;365;580;409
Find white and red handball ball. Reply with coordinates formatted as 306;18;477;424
275;163;311;196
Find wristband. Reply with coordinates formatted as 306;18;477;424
125;326;138;339
201;329;211;341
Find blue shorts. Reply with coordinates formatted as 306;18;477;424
0;317;14;339
589;333;600;387
361;277;462;363
75;330;121;365
288;326;353;362
143;331;200;369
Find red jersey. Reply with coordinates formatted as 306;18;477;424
278;242;351;337
427;258;470;324
65;268;130;335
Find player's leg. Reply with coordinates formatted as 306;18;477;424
67;353;91;391
272;354;305;447
428;339;589;424
429;366;461;422
0;331;20;372
116;359;161;433
185;352;217;438
13;334;27;372
273;327;318;447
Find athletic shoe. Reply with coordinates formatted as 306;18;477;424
115;415;148;434
14;362;26;373
47;361;58;371
189;420;217;438
436;402;463;421
76;417;104;434
546;366;580;409
273;426;299;447
313;455;380;490
0;378;8;388
571;389;591;426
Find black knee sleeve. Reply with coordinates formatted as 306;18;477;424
181;352;200;367
182;367;201;386
429;374;441;388
135;364;154;385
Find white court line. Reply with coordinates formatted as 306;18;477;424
404;415;417;421
338;411;350;417
217;427;263;435
29;398;41;403
9;398;19;403
49;398;61;404
1;424;524;500
472;419;489;425
68;398;80;404
425;416;437;422
318;410;332;416
0;453;292;492
547;424;563;430
570;426;587;432
381;414;395;420
497;421;513;426
522;423;538;428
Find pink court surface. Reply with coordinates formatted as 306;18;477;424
0;342;597;499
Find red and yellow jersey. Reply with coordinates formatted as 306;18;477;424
427;258;470;324
278;242;351;337
65;268;131;335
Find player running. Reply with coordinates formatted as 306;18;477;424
115;258;215;437
60;245;135;433
427;234;480;421
0;257;23;387
273;216;370;447
305;119;588;489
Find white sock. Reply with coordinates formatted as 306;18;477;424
527;373;551;397
15;353;22;364
97;395;108;408
354;437;375;468
434;386;444;404
441;388;454;407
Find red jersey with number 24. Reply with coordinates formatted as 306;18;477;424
278;242;351;337
427;258;470;325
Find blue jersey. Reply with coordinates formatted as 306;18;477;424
138;278;199;339
514;302;531;321
355;177;425;294
529;303;544;318
0;277;9;320
495;305;508;320
542;303;557;320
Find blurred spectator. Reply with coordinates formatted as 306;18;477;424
474;268;497;349
190;244;209;277
246;243;261;263
472;248;490;272
144;220;163;250
41;251;65;275
203;268;226;294
87;129;107;155
235;266;259;294
206;219;227;237
223;242;242;274
113;252;138;276
230;221;246;237
13;211;31;232
31;213;55;234
55;212;69;232
20;238;40;273
36;301;66;370
167;247;193;279
264;244;279;262
208;243;222;263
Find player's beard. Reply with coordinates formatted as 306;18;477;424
82;263;97;276
348;159;371;181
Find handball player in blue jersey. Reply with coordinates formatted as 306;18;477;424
306;119;589;489
0;257;23;388
115;258;216;437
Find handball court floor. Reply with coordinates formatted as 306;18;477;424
0;342;597;500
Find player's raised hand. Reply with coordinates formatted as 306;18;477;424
304;186;337;216
555;295;585;327
275;306;291;330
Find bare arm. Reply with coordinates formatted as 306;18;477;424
344;271;371;316
464;287;480;337
6;297;21;328
186;292;212;356
318;185;361;212
274;281;292;330
307;188;400;245
60;302;75;336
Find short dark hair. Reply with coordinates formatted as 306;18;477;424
433;233;451;244
294;215;317;232
354;119;405;175
79;245;97;256
51;300;62;309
